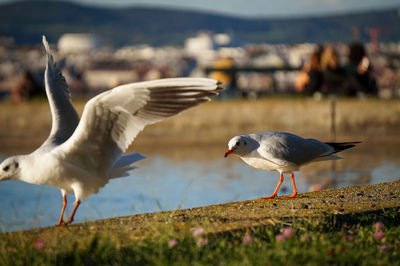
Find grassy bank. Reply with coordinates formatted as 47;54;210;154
1;210;399;265
1;181;400;265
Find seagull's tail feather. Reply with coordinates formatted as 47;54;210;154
312;154;342;162
108;153;146;179
324;141;361;154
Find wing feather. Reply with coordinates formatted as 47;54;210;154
41;36;80;148
55;78;222;175
257;132;334;166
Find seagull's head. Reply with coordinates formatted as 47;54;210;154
0;156;21;181
225;136;255;158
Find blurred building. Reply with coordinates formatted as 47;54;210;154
83;68;138;91
58;34;99;54
185;32;214;56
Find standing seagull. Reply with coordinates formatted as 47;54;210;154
224;132;359;199
0;36;222;225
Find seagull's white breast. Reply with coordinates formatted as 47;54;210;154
240;156;299;173
19;150;105;198
20;151;66;186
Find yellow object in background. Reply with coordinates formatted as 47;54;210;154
210;57;235;84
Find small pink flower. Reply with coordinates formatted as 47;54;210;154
193;227;205;237
33;239;46;250
276;234;285;243
282;227;294;238
196;237;208;247
346;235;354;242
380;245;388;252
374;231;384;240
242;235;252;245
309;184;324;192
168;239;178;248
375;222;383;231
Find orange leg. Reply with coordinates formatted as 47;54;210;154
259;172;284;199
283;172;298;198
64;200;81;225
57;194;67;226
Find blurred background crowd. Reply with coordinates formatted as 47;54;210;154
1;31;399;102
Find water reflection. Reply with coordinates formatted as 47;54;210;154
0;140;399;232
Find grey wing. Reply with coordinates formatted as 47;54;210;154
257;132;335;166
56;78;222;175
40;36;80;148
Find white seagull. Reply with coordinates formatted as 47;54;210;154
224;132;359;199
0;36;222;225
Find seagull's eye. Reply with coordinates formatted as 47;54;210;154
236;141;240;146
3;165;9;172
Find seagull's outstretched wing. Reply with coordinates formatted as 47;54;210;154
56;78;223;175
41;36;80;148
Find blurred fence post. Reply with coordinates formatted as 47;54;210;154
330;97;336;141
330;96;337;182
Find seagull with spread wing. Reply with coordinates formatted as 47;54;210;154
0;36;222;225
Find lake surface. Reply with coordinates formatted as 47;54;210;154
0;141;399;232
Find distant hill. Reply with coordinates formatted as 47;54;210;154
1;0;399;47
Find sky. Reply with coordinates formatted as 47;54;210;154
0;0;399;18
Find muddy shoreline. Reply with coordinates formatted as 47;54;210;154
3;180;400;240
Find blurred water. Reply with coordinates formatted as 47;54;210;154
0;142;399;232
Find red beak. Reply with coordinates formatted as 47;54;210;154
224;149;234;158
